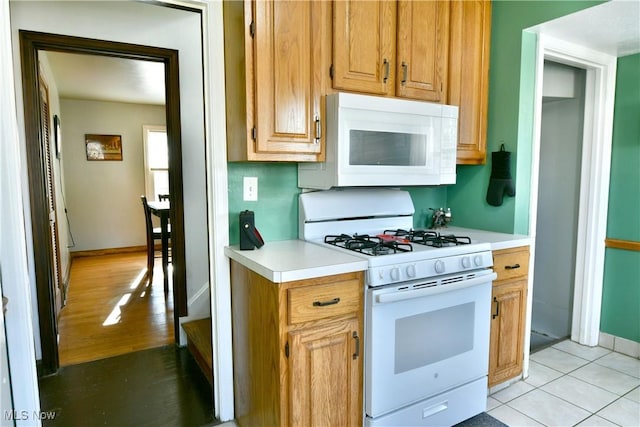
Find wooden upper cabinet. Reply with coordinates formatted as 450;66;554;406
333;0;448;102
449;0;492;164
332;0;396;95
396;0;450;102
223;0;330;162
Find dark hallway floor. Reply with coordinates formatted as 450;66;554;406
39;345;216;427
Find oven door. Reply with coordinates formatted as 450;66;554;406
365;271;494;418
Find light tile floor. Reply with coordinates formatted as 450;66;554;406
488;340;640;426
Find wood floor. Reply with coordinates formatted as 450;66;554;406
58;251;174;366
39;345;217;426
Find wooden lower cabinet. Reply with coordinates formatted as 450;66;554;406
488;246;529;387
230;260;363;427
488;278;527;387
289;319;361;427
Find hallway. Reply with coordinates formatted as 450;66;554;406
58;251;174;366
40;251;216;426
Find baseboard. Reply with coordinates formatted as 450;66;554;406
70;245;148;258
599;332;640;358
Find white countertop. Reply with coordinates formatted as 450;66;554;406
224;240;368;283
434;226;532;251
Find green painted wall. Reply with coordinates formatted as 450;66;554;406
227;163;301;245
600;53;640;343
448;0;604;234
227;162;447;245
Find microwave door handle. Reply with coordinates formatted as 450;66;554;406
375;272;497;304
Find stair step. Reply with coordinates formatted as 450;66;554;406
182;318;212;385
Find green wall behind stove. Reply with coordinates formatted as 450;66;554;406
448;0;604;235
227;163;447;245
227;162;300;246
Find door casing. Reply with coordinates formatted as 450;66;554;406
526;33;617;375
19;30;188;375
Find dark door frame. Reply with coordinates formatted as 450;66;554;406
19;30;188;375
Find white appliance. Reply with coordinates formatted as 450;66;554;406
298;93;458;190
299;188;495;427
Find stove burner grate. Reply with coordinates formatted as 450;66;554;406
324;233;413;256
382;229;472;248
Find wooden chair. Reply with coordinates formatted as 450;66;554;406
141;195;171;287
158;194;170;201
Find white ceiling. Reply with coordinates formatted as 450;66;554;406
44;51;165;105
43;0;639;107
528;0;640;57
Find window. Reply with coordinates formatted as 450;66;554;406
143;125;169;200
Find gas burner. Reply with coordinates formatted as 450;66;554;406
324;233;413;256
415;233;472;248
382;229;472;247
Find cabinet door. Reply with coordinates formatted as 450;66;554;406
333;0;396;95
449;0;491;164
396;0;450;102
489;279;527;387
252;0;329;160
288;318;362;427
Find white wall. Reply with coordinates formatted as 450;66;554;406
10;1;210;354
532;61;586;339
61;99;165;251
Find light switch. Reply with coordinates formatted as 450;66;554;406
243;176;258;201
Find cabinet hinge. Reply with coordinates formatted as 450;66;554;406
251;126;257;140
329;64;334;80
285;342;289;358
249;20;255;38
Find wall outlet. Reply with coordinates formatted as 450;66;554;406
243;176;258;201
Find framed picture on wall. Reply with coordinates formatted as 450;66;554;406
85;134;123;161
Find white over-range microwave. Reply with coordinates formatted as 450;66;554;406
298;92;458;190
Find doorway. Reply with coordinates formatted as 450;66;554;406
531;60;586;352
528;34;618;353
19;30;187;374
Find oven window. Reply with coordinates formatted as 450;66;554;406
349;130;427;166
394;302;475;374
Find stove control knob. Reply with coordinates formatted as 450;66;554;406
461;256;471;269
434;260;445;274
390;267;400;281
474;255;484;267
406;264;417;278
378;269;385;280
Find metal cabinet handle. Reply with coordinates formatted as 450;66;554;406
314;114;321;144
492;296;500;319
352;331;360;360
383;58;390;83
505;263;521;270
313;297;340;307
401;61;408;85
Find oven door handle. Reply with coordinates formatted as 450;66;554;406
375;272;497;304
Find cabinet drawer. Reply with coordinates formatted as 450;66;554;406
288;279;360;325
493;247;530;282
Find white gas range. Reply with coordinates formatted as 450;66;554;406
299;188;496;427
